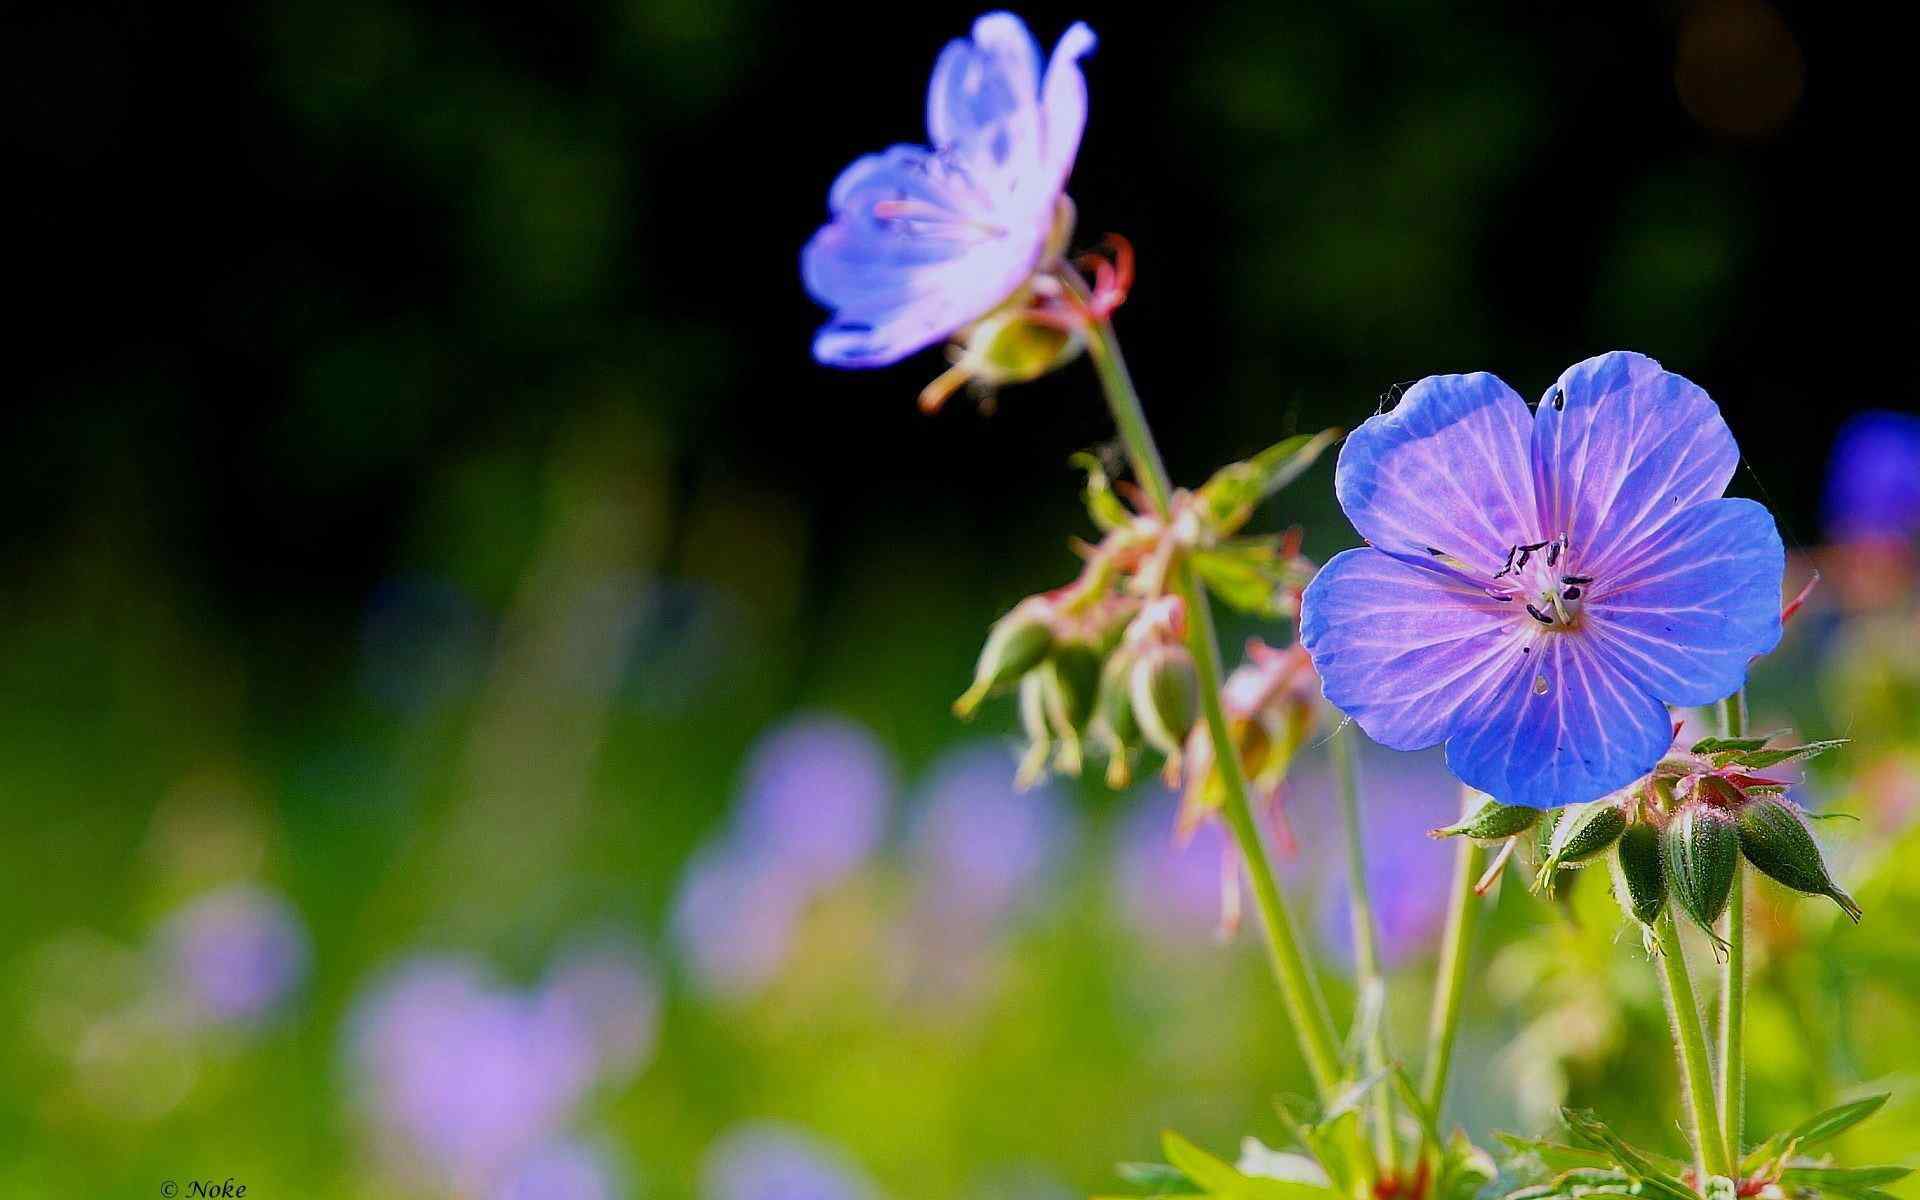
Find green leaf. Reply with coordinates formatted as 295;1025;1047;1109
1194;430;1338;537
1435;1131;1498;1200
1071;451;1135;533
1191;536;1313;619
1781;1165;1914;1194
1726;739;1849;770
1559;1109;1696;1200
1117;1162;1204;1196
1690;735;1772;754
1782;1093;1891;1147
1158;1132;1339;1200
1495;1133;1614;1173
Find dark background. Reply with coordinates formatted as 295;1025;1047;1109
7;1;1910;667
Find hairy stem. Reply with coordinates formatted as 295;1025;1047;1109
1717;688;1748;1166
1654;909;1734;1179
1420;789;1484;1163
1335;725;1399;1173
1086;314;1345;1101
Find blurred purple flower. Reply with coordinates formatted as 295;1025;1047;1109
671;841;809;1000
538;939;661;1085
1303;748;1462;969
345;956;597;1188
907;743;1074;926
1301;352;1784;808
491;1138;625;1200
702;1124;878;1200
1114;789;1237;947
160;884;310;1027
1824;410;1920;544
802;13;1097;366
735;716;894;890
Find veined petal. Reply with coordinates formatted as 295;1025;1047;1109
1299;548;1524;751
1583;497;1785;706
1531;351;1739;576
802;145;1046;367
1335;372;1541;575
926;13;1043;181
1038;22;1097;192
1444;630;1673;809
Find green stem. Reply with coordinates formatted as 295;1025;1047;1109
1420;789;1483;1162
1086;314;1345;1101
1334;725;1399;1174
1717;689;1748;1167
1654;909;1734;1179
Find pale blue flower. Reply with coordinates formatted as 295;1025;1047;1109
1301;352;1785;808
802;13;1096;366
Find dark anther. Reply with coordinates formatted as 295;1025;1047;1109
1426;546;1446;557
1562;586;1583;600
1550;387;1565;412
1519;541;1549;552
1493;545;1519;579
1546;540;1561;567
1484;587;1512;602
1562;574;1593;585
1525;603;1555;626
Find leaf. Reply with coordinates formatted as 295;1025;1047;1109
1118;1162;1203;1196
1727;739;1849;770
1782;1093;1891;1146
1071;451;1135;533
1559;1109;1697;1200
1781;1165;1915;1194
1690;736;1772;754
1194;430;1338;537
1435;1130;1498;1200
1159;1132;1340;1200
1495;1133;1614;1173
1191;537;1312;619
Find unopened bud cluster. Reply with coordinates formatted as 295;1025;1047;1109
1429;730;1860;944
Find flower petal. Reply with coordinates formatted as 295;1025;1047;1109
926;13;1043;177
1334;372;1541;575
1531;351;1739;576
1583;496;1785;706
802;145;1045;367
1444;630;1673;809
1299;548;1525;752
1038;22;1097;191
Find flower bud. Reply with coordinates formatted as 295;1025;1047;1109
922;310;1085;413
1663;802;1740;941
1015;673;1052;790
1039;639;1102;777
1430;796;1541;841
1534;799;1626;888
1095;649;1142;789
1130;644;1199;759
953;602;1054;719
1610;820;1665;927
1735;797;1863;922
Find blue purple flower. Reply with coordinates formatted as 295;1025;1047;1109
1824;410;1920;544
701;1123;878;1200
1300;352;1785;808
344;956;598;1188
490;1138;625;1200
160;885;310;1027
802;13;1096;367
906;743;1074;926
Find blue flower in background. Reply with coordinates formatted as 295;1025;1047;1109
1824;410;1920;543
1300;352;1785;809
802;12;1096;367
702;1124;878;1200
161;884;311;1028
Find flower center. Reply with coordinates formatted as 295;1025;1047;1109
1483;534;1589;629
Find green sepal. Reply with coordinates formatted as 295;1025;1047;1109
1432;796;1542;841
1193;429;1339;538
1071;451;1135;534
1191;536;1314;619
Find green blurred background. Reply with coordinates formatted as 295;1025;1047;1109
4;1;1915;1195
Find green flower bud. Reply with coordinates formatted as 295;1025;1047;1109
953;603;1054;719
962;311;1084;388
1534;799;1627;888
1663;802;1740;942
1611;820;1665;927
1038;640;1102;778
1736;797;1863;922
1130;644;1199;758
1430;796;1541;841
1095;650;1141;789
